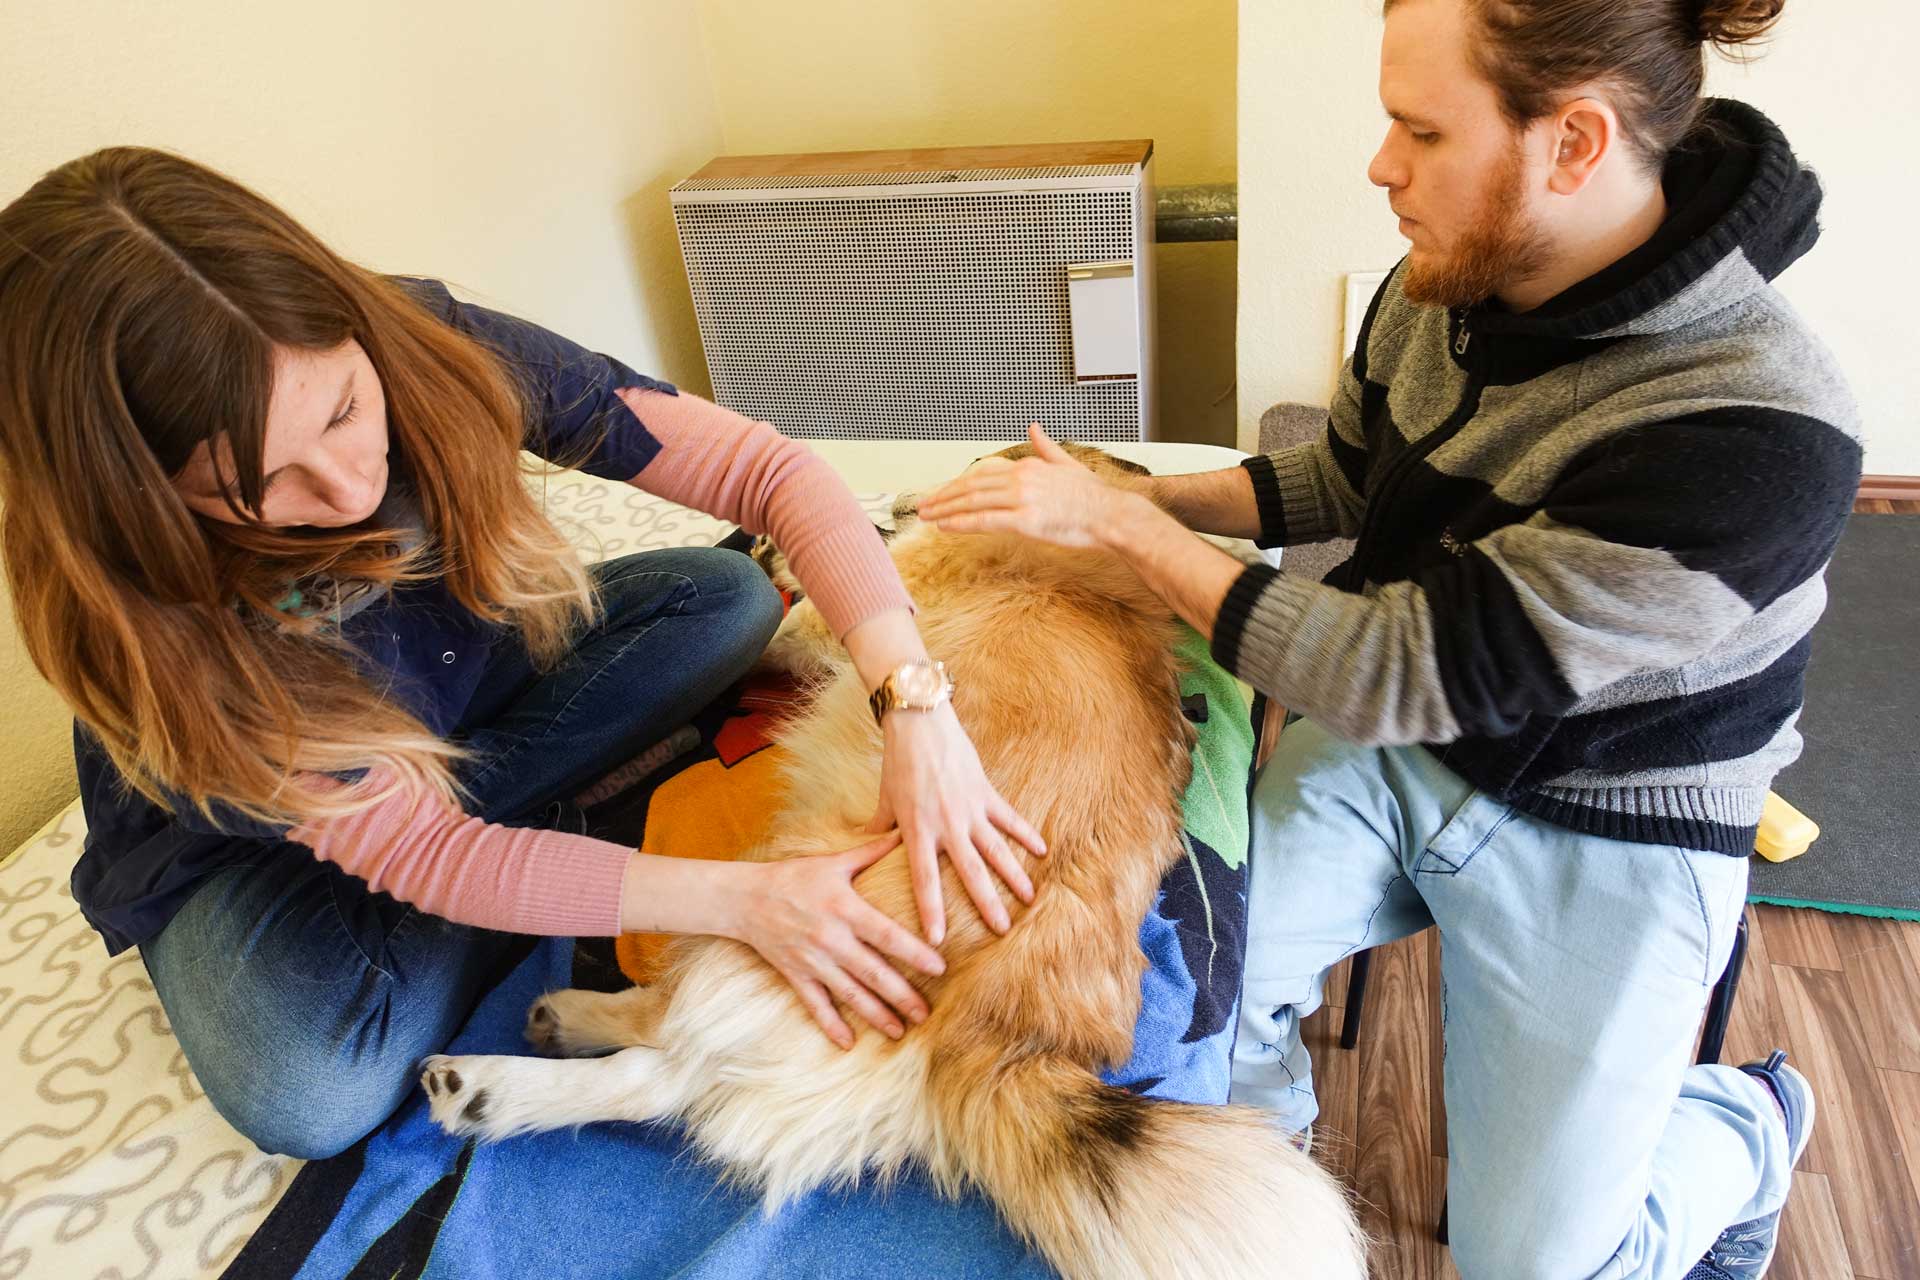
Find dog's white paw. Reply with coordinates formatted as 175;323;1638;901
419;1053;538;1142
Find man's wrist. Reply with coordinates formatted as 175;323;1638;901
1097;488;1169;553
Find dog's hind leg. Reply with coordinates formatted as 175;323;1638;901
420;1045;690;1142
756;597;837;679
525;985;668;1057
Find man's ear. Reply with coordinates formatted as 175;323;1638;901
1545;96;1619;196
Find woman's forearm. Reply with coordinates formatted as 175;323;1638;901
619;851;754;937
840;607;931;693
618;389;913;639
296;775;635;936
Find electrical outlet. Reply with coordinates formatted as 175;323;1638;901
1343;270;1391;359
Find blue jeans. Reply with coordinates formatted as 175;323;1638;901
141;548;782;1160
1232;719;1792;1280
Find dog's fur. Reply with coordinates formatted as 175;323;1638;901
420;445;1368;1280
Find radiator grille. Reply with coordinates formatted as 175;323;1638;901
675;164;1135;191
674;186;1143;442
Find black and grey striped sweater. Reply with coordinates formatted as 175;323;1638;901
1212;99;1863;856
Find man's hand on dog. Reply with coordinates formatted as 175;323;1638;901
920;424;1146;548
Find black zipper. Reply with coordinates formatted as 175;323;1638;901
1348;307;1488;587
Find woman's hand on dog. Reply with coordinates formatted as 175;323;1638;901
870;701;1046;946
727;832;946;1050
919;424;1145;548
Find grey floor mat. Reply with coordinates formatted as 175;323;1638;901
1749;514;1920;918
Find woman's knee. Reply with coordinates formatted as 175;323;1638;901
215;1072;403;1160
1445;1218;1609;1280
182;1003;415;1157
597;546;782;650
663;547;785;668
172;994;424;1159
214;996;455;1157
699;547;784;654
147;883;471;1160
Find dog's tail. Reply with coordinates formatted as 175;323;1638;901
936;1054;1367;1280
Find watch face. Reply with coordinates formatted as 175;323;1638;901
896;664;943;702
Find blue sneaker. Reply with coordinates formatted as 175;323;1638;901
1685;1050;1817;1279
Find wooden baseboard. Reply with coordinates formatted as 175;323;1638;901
1859;474;1920;501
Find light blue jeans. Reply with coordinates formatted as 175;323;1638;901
1232;719;1793;1280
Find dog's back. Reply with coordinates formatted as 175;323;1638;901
776;517;1194;1046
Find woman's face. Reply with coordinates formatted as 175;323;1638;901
172;340;391;528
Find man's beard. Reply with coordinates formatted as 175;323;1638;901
1401;138;1551;309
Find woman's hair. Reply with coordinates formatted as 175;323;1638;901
0;147;597;826
1419;0;1786;170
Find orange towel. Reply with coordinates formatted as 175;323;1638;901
614;675;802;983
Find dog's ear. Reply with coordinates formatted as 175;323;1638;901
971;440;1152;481
974;444;1033;466
1058;442;1154;480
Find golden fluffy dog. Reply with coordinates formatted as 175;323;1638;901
420;444;1367;1280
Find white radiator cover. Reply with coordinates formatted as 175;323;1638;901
671;148;1157;442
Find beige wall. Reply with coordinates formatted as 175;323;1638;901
696;0;1241;446
1237;0;1920;475
1704;4;1918;474
1236;2;1402;452
0;0;725;848
0;579;74;856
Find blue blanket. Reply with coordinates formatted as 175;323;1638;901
222;634;1257;1280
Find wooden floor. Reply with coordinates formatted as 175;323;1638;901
1315;498;1920;1280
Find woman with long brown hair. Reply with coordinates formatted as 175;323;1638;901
0;147;1042;1159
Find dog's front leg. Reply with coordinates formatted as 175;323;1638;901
419;1046;687;1142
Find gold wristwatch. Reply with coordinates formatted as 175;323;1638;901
869;659;955;725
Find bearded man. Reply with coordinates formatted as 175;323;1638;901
917;1;1861;1276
